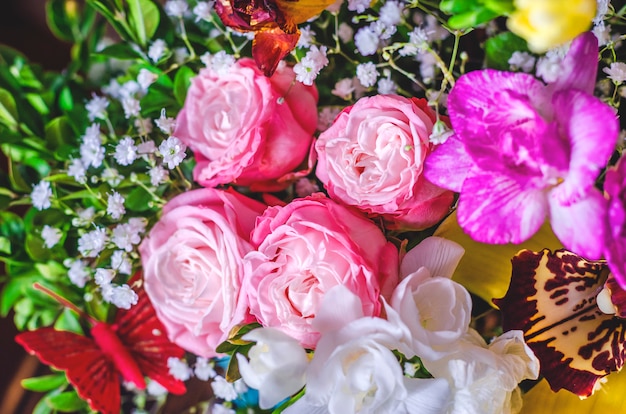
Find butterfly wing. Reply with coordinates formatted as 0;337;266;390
115;279;187;394
15;327;122;414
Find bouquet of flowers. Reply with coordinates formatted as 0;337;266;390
2;0;626;413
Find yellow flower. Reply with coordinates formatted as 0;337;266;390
507;0;596;53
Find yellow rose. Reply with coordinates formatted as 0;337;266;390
507;0;596;53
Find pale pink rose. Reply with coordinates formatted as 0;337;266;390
242;193;399;348
315;95;454;230
139;188;267;357
174;58;319;191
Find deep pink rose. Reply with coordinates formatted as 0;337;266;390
315;95;454;230
139;188;267;357
174;58;318;191
242;194;399;348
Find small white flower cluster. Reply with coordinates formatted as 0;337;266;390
294;46;329;86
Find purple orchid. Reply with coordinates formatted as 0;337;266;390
605;155;626;288
425;32;618;260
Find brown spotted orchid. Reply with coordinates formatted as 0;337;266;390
495;249;626;398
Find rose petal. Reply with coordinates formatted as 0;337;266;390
402;378;450;414
457;170;548;244
548;187;607;260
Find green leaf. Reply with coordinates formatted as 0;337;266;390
35;261;67;281
25;93;50;116
54;308;84;334
1;278;27;317
173;65;195;106
485;31;529;70
127;0;160;47
440;0;479;14
45;116;75;151
0;88;19;130
125;185;155;212
0;236;10;254
447;7;499;29
45;390;87;412
22;374;67;392
95;42;143;60
46;0;81;42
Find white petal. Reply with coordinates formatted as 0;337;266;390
400;236;465;279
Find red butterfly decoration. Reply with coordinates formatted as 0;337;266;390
15;277;187;414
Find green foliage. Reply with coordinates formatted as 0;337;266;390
22;373;68;393
440;0;514;29
485;31;529;70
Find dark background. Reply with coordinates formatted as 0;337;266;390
0;2;71;413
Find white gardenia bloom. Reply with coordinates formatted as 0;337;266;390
391;237;470;361
286;313;450;414
424;329;539;414
41;225;62;248
236;327;309;409
31;181;52;210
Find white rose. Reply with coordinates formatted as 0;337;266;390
237;328;308;409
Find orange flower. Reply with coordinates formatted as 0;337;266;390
215;0;336;76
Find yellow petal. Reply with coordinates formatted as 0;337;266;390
522;370;626;413
433;211;562;306
275;0;337;24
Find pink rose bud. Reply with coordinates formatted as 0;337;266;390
315;95;454;230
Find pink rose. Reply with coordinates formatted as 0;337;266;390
139;188;266;357
242;194;399;348
174;58;319;191
315;95;454;230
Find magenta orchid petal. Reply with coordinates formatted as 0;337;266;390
550;89;620;205
457;171;548;244
548;32;599;95
424;133;473;193
447;70;547;171
604;156;626;287
548;187;607;260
